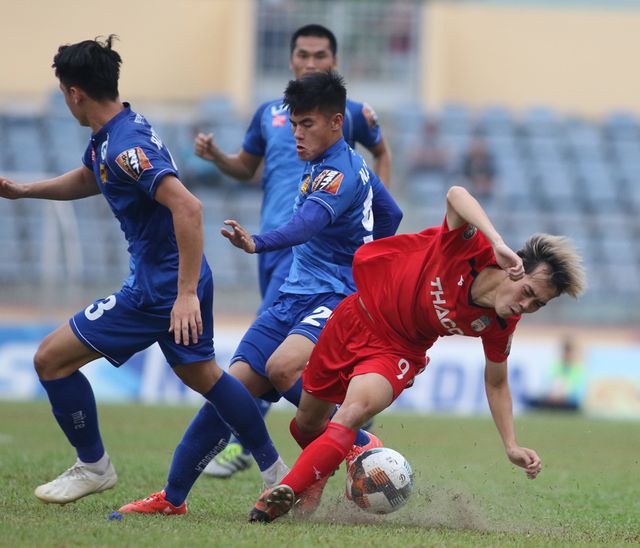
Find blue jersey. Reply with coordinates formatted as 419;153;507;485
281;137;374;297
82;103;211;307
242;98;381;233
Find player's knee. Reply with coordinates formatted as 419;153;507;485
33;340;59;379
265;357;302;393
333;401;373;431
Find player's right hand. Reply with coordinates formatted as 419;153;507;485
493;242;524;281
194;132;217;162
0;177;26;200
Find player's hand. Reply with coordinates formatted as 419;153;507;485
0;177;26;200
169;292;203;346
221;219;256;253
506;446;542;479
194;132;217;162
493;242;524;281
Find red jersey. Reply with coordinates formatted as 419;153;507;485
352;217;519;363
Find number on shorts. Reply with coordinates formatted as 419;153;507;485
396;358;410;380
84;295;116;321
301;306;332;327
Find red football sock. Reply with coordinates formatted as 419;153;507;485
289;417;327;449
282;422;356;495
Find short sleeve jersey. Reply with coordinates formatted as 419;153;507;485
353;218;520;362
280;137;376;297
82;104;210;307
242;98;381;233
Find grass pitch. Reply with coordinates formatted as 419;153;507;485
1;400;639;547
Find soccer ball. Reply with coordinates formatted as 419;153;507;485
345;447;414;514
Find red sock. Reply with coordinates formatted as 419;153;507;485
282;422;356;495
289;417;327;449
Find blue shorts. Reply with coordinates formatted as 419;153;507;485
231;291;344;383
69;276;215;367
257;248;293;315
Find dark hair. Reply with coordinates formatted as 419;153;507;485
290;24;337;57
517;234;586;298
283;70;346;118
52;35;121;101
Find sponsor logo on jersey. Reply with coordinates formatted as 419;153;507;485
430;277;464;335
115;147;153;181
91;148;96;164
100;141;108;161
272;114;287;127
463;224;477;240
470;315;491;332
362;102;379;129
312;169;344;195
300;175;311;195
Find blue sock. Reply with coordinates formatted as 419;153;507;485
40;371;104;463
204;372;279;472
164;402;229;507
236;397;272;456
281;378;302;407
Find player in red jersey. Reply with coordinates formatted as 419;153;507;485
249;185;586;522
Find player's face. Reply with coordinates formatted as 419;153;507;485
494;264;558;319
290;36;337;79
60;83;89;127
290;108;342;161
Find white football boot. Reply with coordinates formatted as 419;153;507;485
34;458;117;504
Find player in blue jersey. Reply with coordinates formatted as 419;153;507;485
195;23;392;477
119;70;402;516
0;36;287;509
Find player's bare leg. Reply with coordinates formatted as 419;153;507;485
265;334;314;393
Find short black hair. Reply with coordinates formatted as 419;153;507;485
283;70;346;118
290;24;337;57
52;35;121;101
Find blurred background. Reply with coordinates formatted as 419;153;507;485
0;0;638;419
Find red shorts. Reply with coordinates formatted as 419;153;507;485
302;293;428;404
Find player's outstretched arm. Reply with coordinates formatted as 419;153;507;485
446;186;524;281
367;137;392;188
0;167;100;201
484;358;542;479
155;175;204;346
194;132;261;181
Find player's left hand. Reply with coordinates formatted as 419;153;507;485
169;293;203;345
221;219;256;253
493;242;525;281
506;445;542;479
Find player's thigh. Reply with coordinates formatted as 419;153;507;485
265;333;315;382
332;373;395;430
229;360;274;398
295;389;335;432
34;322;102;380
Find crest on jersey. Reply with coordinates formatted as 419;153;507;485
362;103;379;129
471;316;491;332
272;114;287;127
312;169;344;195
99;163;107;184
115;147;153;181
300;175;311;194
463;224;477;240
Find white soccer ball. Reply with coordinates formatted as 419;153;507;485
345;447;414;514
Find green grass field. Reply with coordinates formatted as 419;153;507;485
1;400;639;547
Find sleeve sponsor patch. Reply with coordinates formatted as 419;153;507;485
312;169;344;195
115;147;153;181
362;103;379;129
463;224;477;240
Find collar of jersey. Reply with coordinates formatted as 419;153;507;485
91;102;131;141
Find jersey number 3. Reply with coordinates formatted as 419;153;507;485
84;295;117;321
